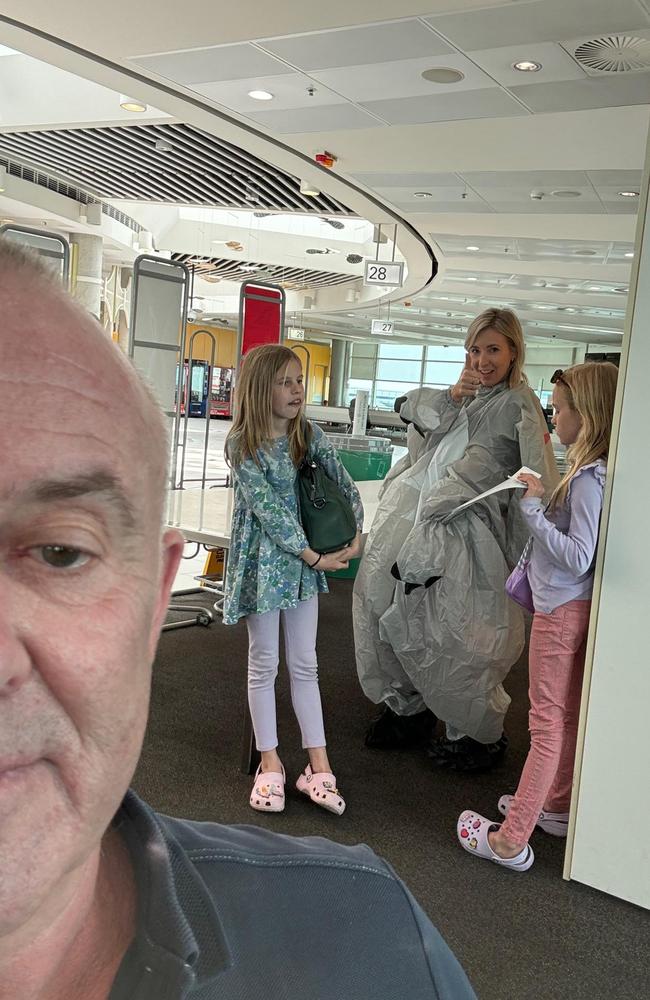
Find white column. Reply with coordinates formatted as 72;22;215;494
70;233;103;319
566;128;650;909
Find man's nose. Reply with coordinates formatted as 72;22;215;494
0;594;31;695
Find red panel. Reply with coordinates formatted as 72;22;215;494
240;284;283;356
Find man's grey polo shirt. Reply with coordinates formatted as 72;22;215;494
109;791;476;999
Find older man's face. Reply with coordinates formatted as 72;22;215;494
0;283;182;933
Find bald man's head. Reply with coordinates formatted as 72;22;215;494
0;241;185;935
0;238;169;521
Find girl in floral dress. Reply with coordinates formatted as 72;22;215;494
224;344;363;815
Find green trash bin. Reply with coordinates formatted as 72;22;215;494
326;435;392;580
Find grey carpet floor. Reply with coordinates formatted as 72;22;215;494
134;581;649;1000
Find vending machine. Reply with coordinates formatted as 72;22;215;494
210;366;234;418
176;360;210;417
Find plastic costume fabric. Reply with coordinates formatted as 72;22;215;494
353;382;559;744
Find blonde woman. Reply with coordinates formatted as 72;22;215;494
224;345;363;814
355;308;558;771
458;362;618;870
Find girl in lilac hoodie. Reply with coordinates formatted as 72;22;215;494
457;361;619;871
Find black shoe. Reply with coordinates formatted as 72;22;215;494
427;733;509;773
365;706;437;750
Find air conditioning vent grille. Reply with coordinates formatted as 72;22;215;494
574;35;650;73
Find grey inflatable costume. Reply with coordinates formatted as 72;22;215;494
353;382;558;745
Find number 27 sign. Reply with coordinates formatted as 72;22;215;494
363;260;404;287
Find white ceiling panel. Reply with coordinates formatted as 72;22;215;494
588;169;643;187
309;53;498;103
374;185;486;201
360;88;528;125
481;186;601;205
351;172;461;187
244;103;383;133
425;0;649;52
510;74;650;113
431;234;637;263
461;170;591;188
193;73;347;112
259;19;453;71
599;197;641;214
469;41;587;87
478;200;607;214
393;200;495;213
131;43;289;85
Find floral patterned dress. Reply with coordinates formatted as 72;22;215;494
223;422;364;625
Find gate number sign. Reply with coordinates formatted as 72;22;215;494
363;260;404;287
371;319;394;335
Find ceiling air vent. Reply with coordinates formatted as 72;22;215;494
574;35;650;72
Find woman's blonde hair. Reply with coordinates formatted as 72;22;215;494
225;344;310;468
464;308;527;389
549;361;618;509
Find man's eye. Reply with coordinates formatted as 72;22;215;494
37;545;90;569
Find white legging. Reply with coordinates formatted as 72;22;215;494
246;596;326;752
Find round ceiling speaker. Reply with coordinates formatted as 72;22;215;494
421;67;465;84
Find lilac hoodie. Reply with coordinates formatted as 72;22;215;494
521;461;606;614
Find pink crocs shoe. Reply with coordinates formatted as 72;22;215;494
296;764;346;816
250;764;285;813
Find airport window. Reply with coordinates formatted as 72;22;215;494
345;341;466;410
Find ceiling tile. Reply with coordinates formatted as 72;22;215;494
424;0;649;52
244;103;383;133
469;41;587;87
461;170;590;188
374;185;489;206
587;169;643;188
351;172;461;187
194;73;346;112
309;53;497;103
599;197;640;214
478;200;607;214
394;200;495;213
510;72;650;112
131;43;289;85
259;19;453;71
360;88;528;125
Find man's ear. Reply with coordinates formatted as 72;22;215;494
148;529;185;657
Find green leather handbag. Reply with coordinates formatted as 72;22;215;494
297;459;357;554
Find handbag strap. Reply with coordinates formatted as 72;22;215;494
517;536;533;568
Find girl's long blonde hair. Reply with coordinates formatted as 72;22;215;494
225;344;311;468
464;308;527;388
549;361;618;509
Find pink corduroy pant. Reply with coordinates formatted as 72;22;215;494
500;599;591;845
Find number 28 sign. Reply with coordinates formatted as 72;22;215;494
363;260;404;287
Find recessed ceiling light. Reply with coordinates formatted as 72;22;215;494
421;67;465;84
465;245;480;251
618;190;639;198
513;60;542;72
248;90;274;101
624;251;634;258
119;95;147;112
465;277;478;281
413;191;432;199
551;189;581;198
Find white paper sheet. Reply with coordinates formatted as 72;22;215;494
452;466;541;513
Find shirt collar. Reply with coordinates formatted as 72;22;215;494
110;790;232;998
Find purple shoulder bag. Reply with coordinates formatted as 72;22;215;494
505;537;535;614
